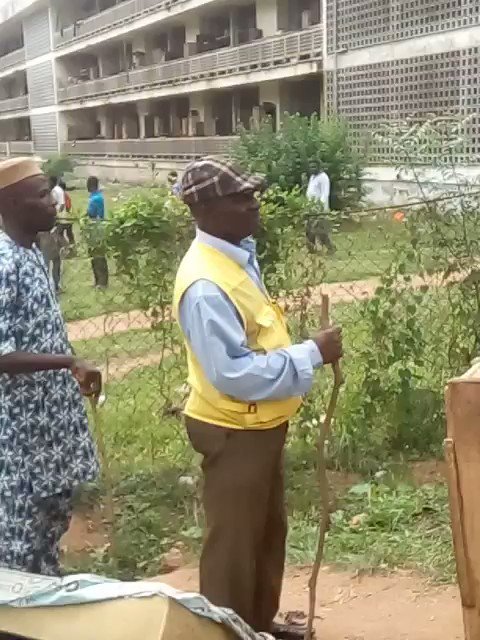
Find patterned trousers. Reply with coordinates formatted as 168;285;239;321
0;491;73;576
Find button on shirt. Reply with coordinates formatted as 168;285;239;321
0;231;98;500
178;230;323;403
307;172;331;211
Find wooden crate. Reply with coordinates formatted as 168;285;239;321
445;361;480;639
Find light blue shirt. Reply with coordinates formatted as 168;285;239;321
178;230;323;403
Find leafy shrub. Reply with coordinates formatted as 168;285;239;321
106;189;192;314
42;154;75;178
258;186;316;291
231;114;366;211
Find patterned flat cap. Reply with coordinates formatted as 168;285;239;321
181;156;266;206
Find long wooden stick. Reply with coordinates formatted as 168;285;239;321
306;294;345;640
89;396;116;541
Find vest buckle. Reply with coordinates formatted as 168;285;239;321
247;403;257;414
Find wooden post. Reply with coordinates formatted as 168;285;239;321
445;361;480;639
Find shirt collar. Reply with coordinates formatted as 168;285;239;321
196;229;256;268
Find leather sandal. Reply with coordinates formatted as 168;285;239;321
271;622;314;640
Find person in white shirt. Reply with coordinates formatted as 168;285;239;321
50;175;66;214
306;161;335;254
38;176;67;294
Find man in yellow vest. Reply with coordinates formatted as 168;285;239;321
173;157;343;640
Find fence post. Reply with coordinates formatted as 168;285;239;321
445;362;480;639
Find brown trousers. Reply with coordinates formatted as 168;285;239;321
186;417;288;633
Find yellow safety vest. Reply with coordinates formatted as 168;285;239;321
173;240;302;429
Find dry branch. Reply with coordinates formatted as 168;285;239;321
306;294;345;640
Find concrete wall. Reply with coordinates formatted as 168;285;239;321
60;111;97;141
70;158;480;207
0;0;39;26
363;166;480;206
256;0;278;37
73;157;186;185
259;80;280;127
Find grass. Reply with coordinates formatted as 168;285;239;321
67;322;454;582
70;447;455;582
324;219;410;283
288;480;454;581
72;328;163;365
90;362;187;466
60;256;136;322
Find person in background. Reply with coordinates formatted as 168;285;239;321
58;178;75;247
306;161;335;254
173;157;343;639
86;175;109;289
38;176;66;294
50;176;65;214
0;157;101;576
168;170;182;197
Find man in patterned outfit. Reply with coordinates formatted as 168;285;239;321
0;157;101;576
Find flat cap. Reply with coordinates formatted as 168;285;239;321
0;157;43;191
181;156;266;206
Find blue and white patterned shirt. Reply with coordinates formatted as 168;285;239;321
0;231;99;500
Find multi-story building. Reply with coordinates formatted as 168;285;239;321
0;0;479;195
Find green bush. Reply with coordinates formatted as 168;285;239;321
42;154;76;178
105;189;192;313
231;114;366;211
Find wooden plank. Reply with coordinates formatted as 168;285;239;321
446;379;480;639
444;437;475;607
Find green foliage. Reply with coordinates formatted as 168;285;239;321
258;186;325;293
325;115;480;472
231;114;366;210
42;154;75;178
329;261;444;472
289;480;454;581
378;114;480;368
106;189;192;314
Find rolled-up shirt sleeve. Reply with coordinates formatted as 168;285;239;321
179;280;323;403
0;260;17;356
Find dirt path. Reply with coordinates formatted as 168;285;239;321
100;351;165;381
67;272;452;342
160;566;462;640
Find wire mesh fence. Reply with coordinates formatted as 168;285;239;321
54;183;478;576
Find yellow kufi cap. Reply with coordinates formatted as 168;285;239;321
0;157;43;191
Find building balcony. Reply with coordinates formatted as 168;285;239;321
0;140;33;155
55;0;185;49
0;94;29;114
57;26;323;104
0;48;25;73
61;136;235;160
9;140;34;155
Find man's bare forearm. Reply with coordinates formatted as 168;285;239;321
0;352;74;375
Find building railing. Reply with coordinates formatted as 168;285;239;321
0;140;34;156
57;26;323;103
61;136;235;159
0;94;28;114
54;0;188;48
9;140;34;155
0;47;25;73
